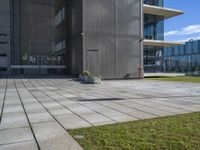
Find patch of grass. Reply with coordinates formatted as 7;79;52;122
145;76;200;83
69;112;200;150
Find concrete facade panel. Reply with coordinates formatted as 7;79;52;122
82;0;142;78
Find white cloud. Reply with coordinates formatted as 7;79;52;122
164;31;178;36
165;24;200;37
176;35;200;42
181;25;200;35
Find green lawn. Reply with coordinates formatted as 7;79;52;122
69;112;200;150
145;76;200;83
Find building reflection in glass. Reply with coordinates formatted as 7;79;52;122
11;0;66;75
163;40;200;73
143;0;163;7
144;13;164;72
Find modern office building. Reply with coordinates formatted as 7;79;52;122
163;40;200;73
143;0;184;72
0;0;142;79
0;0;183;78
66;0;143;79
0;0;66;76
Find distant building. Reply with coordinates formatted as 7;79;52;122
163;40;200;73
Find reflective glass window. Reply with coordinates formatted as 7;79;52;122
11;0;66;74
144;14;164;40
193;41;198;54
143;0;163;6
186;42;193;55
174;46;179;56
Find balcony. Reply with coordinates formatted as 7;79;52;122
143;39;184;47
143;4;184;19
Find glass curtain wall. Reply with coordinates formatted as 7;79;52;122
143;0;163;7
144;13;164;72
10;0;66;75
144;46;163;72
143;0;164;72
163;40;200;73
144;14;164;40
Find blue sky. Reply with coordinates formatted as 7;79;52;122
164;0;200;42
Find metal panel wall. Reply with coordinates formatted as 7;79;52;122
115;0;142;78
87;50;99;75
67;0;83;75
0;0;11;74
83;0;142;79
83;0;116;78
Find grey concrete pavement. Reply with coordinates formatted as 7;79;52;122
0;78;200;150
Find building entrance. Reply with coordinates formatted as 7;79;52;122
0;54;7;72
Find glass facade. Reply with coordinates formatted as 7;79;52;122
143;0;164;72
144;46;163;72
10;0;66;75
144;14;164;41
163;40;200;73
143;0;163;7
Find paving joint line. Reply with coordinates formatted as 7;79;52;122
46;79;192;117
30;79;95;125
21;79;82;129
0;140;33;146
54;82;159;119
40;79;143;120
31;120;56;125
14;79;41;150
0;125;30;131
81;86;186;116
115;99;177;114
40;79;119;123
49;78;200;99
125;99;193;113
137;99;200;112
90;87;198;114
49;83;157;119
24;78;93;129
0;78;8;123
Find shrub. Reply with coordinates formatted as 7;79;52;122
80;71;92;77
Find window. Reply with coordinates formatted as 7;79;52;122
143;0;163;6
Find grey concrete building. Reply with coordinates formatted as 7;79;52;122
0;0;11;75
67;0;143;79
0;0;143;79
0;0;183;79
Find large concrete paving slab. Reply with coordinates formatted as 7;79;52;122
56;114;91;129
3;104;24;113
0;127;34;145
32;121;83;150
80;113;113;124
27;111;54;124
0;78;200;149
0;141;38;150
0;112;29;129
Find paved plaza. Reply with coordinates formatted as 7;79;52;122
0;78;200;150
